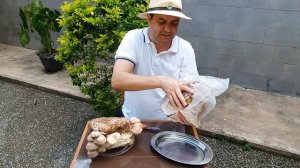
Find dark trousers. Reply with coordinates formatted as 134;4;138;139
115;109;124;117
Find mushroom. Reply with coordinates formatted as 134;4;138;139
94;134;106;145
87;150;98;158
86;142;99;151
91;131;101;138
131;123;143;135
130;117;141;124
107;132;121;145
120;133;133;140
87;134;94;142
103;142;111;148
97;146;107;153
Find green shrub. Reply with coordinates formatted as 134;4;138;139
57;0;148;116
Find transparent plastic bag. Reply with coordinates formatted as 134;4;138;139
162;75;229;127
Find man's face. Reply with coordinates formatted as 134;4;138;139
147;14;180;47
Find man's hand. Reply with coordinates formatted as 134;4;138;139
159;76;193;109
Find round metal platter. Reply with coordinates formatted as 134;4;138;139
99;143;134;157
151;131;213;165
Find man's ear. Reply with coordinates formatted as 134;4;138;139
146;14;151;21
146;14;152;25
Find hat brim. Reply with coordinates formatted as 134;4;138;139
138;10;191;20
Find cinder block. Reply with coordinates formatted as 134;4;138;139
244;43;273;61
273;46;300;66
232;57;259;74
0;14;10;26
293;82;300;96
0;33;8;43
221;40;248;56
213;23;238;40
190;21;214;38
269;0;300;10
257;61;284;77
198;37;224;55
266;11;300;29
184;36;201;52
204;6;229;23
0;5;6;15
11;0;31;7
183;0;202;5
189;0;214;5
227;7;253;26
238;26;265;43
249;5;300;30
280;65;300;82
43;0;62;10
293;30;300;48
208;54;235;72
1;0;13;6
9;27;20;37
192;0;248;7
230;71;268;91
185;5;210;22
286;12;300;30
6;36;21;46
7;4;20;17
267;78;295;94
218;70;232;79
8;17;21;28
251;9;280;27
245;0;270;9
178;20;192;36
195;51;210;67
198;67;219;76
264;28;294;46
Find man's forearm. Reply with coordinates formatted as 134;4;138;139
111;72;162;91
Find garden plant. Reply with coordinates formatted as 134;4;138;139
57;0;148;116
19;0;63;72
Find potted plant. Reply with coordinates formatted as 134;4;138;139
19;0;63;72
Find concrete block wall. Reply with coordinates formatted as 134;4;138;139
0;0;62;49
179;0;300;96
0;0;300;96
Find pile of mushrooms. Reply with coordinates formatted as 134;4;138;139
86;117;143;158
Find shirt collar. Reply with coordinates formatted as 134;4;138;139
143;28;179;53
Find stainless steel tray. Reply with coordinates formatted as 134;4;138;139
151;131;213;165
99;143;134;157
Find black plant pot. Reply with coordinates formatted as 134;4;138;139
39;56;63;73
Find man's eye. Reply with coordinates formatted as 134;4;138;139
158;22;165;25
172;22;179;26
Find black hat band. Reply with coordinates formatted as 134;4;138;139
148;7;181;12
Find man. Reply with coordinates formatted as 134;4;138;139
111;0;199;121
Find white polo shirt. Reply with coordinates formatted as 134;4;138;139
115;28;199;120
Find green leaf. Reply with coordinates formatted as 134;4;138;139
31;0;43;10
19;24;30;46
19;8;29;30
51;10;62;32
32;13;48;33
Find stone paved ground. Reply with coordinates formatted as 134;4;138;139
0;80;98;168
0;80;299;168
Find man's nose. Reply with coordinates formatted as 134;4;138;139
164;25;171;32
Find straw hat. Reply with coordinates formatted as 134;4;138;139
138;0;191;20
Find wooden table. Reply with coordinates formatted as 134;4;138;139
70;120;208;168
